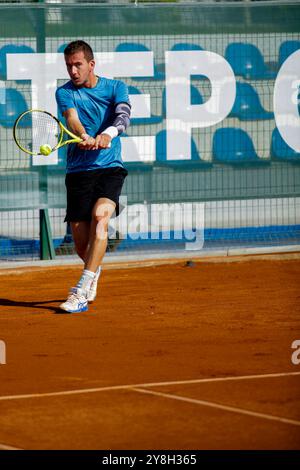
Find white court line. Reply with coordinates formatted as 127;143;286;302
131;387;300;427
0;443;22;450
0;371;299;402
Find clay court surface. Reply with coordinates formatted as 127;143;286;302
0;253;299;450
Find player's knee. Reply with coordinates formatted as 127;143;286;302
94;216;109;241
92;201;115;219
92;206;110;225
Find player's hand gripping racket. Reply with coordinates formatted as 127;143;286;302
13;109;83;156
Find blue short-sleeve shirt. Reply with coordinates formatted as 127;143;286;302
55;77;129;173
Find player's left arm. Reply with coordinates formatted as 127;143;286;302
93;102;131;150
93;81;131;150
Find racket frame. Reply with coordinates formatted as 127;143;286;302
13;109;82;156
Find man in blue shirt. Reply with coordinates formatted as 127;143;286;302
56;40;131;313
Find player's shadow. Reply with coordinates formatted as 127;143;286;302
0;298;65;314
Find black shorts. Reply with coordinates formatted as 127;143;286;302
64;166;128;222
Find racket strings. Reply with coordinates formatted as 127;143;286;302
15;111;61;154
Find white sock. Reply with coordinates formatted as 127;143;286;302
76;269;95;291
94;266;102;283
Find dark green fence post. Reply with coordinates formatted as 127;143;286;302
39;209;55;260
36;0;54;259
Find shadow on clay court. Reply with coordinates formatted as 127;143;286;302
0;298;65;314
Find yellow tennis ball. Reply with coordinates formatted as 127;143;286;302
40;144;52;156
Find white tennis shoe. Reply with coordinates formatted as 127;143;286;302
60;287;88;313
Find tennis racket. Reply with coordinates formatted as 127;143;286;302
13;109;82;156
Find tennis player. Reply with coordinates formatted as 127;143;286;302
56;40;131;313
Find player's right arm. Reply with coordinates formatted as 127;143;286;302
63;108;95;149
55;87;95;150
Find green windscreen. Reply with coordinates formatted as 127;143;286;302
0;1;299;259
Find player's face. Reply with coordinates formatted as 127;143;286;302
65;51;95;87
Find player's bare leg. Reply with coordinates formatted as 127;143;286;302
59;221;91;313
85;197;116;272
60;199;116;312
81;198;116;302
70;221;90;262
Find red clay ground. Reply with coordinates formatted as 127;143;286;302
0;254;299;449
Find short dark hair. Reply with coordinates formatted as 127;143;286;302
64;40;94;62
